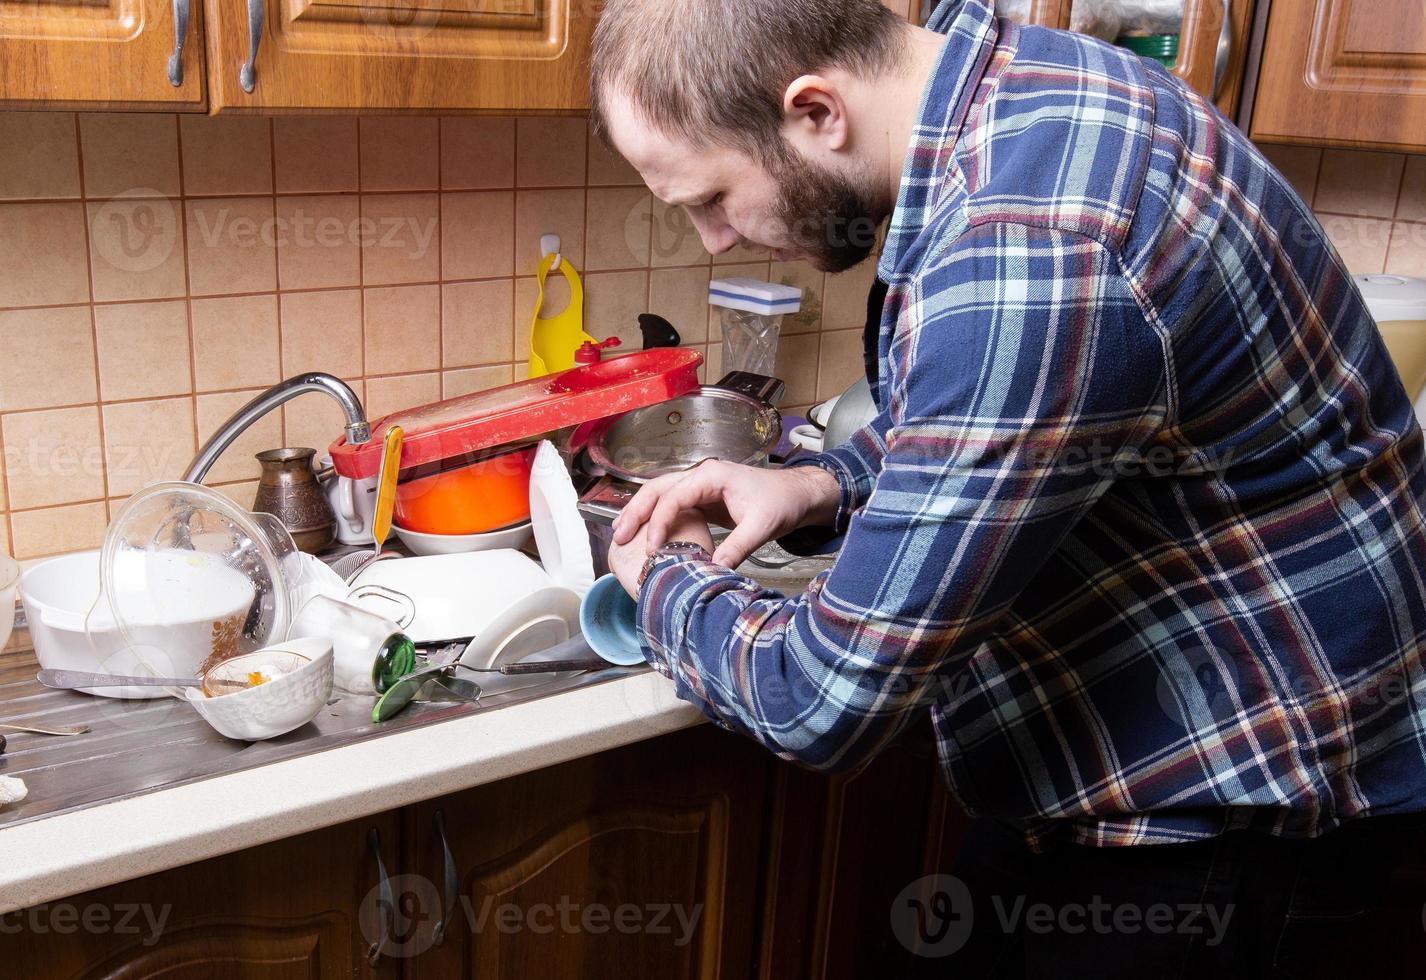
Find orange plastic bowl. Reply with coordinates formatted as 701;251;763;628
393;445;536;536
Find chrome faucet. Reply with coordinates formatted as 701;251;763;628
183;373;371;484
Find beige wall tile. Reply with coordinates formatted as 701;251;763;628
587;129;643;187
102;397;195;496
9;502;106;559
87;197;185;302
179;116;273;197
1320;215;1393;275
586;187;650;271
364;285;440;375
273;117;358;194
442;191;515;280
196;389;283;484
705;342;722;380
2;406;105;508
360;193;440;285
583;270;649;349
442;280;514;367
515;189;586;273
817;329;865;402
1257;143;1321;207
0;203;89;307
516;118;588;188
649;266;711;344
649;200;710;268
79;114;180;198
442;118;515;190
191;294;281;391
359;118;439;192
1386;222;1426;277
823;260;880;330
206;479;259;511
0;516;10;561
185;197;278;296
1315;150;1406;218
365;372;440;419
443;364;513;399
0;307;96;412
284;379;362;455
275;194;361;290
93;300;192;401
771;333;820;407
280;289;363;378
0;112;81;201
1399;157;1426;223
771;260;825;334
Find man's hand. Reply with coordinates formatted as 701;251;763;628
612;461;841;570
608;509;715;599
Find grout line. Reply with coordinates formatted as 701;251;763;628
74;110;112;527
173;112;202;492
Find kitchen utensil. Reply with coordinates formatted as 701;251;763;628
393;443;536;536
528;440;596;597
327;348;703;482
0;550;17;653
1358;275;1426;425
579;574;645;666
638;313;681;350
393;521;533;557
288;595;415;695
0;721;91;736
529;250;594;377
183;639;334;741
822;375;878;450
458;658;608;675
373;425;403;550
91;483;308;693
254;447;336;554
710;277;802;377
38;668;201;690
586;376;784;484
372;660;480;723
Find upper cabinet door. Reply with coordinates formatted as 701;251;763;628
0;0;206;107
202;0;599;112
1250;0;1426;151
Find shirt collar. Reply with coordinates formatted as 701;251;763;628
877;0;999;283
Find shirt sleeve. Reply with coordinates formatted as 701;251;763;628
786;408;895;532
637;223;1169;772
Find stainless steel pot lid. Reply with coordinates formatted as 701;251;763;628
587;386;782;484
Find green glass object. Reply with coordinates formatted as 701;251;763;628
1117;33;1180;68
372;633;416;695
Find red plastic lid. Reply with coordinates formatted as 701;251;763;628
329;348;703;480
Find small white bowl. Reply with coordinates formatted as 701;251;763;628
393;521;533;557
184;637;334;741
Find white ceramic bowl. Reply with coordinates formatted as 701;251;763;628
184;637;334;741
392;521;533;557
0;552;19;653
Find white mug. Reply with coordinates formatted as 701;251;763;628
322;460;378;546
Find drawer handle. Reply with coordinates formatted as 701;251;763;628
366;827;394;966
167;0;190;87
240;0;264;94
432;810;460;946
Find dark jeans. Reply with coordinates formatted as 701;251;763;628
904;813;1426;979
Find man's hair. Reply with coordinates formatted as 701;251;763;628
590;0;909;164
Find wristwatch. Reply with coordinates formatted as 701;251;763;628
638;541;712;589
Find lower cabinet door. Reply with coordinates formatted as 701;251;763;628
404;726;769;980
0;812;401;979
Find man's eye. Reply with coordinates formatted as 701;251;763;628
705;193;724;209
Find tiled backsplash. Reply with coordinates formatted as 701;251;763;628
0;110;1420;561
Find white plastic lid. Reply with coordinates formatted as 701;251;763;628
1356;275;1426;323
709;277;802;316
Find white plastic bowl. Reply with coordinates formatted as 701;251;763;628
184;637;334;741
0;552;19;653
393;521;533;557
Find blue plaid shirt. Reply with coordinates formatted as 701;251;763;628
637;0;1426;849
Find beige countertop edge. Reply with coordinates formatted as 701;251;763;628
0;672;705;913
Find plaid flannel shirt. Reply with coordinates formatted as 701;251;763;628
637;0;1426;849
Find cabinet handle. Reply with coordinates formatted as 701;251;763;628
167;0;189;87
366;827;394;966
1213;0;1233;98
240;0;264;94
432;810;460;946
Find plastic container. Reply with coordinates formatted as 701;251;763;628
393;444;537;536
709;278;803;378
1117;32;1179;68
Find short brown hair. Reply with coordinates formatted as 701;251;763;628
591;0;909;163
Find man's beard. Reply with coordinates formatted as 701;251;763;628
769;146;884;274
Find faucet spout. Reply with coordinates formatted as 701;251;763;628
183;373;370;484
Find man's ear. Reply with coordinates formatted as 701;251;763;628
783;75;851;153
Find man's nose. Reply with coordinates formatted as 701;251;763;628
685;207;740;255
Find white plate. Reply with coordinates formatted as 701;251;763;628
393;522;533;557
528;441;596;597
457;586;583;696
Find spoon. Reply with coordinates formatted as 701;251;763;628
38;669;201;690
0;721;91;736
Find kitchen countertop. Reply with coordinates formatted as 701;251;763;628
0;640;705;914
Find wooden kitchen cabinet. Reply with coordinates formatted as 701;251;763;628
201;0;601;113
0;0;207;109
1248;0;1426;152
0;811;402;978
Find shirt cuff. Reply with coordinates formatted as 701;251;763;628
785;451;863;533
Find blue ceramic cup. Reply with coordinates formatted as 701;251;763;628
580;574;646;666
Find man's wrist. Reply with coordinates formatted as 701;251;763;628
638;541;712;588
796;464;844;529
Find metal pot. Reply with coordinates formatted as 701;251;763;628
586;373;784;485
